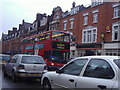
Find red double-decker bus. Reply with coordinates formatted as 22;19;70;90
22;30;70;70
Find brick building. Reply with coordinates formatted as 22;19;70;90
1;11;59;55
60;1;120;58
1;1;120;57
2;21;31;55
102;2;120;55
22;13;49;37
49;6;63;30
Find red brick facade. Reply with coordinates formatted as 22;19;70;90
60;2;120;57
2;2;120;57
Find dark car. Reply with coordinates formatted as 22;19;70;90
0;54;11;65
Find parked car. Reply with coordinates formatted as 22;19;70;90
41;56;120;90
3;54;47;82
0;54;11;65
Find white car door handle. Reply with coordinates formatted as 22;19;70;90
69;79;74;82
97;85;107;89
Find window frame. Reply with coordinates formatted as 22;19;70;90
63;20;67;30
83;15;88;25
60;58;88;76
93;13;98;23
112;23;120;41
83;58;115;79
70;20;74;29
82;27;97;43
63;23;67;30
113;7;120;19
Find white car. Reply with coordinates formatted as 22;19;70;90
41;56;120;90
3;54;47;82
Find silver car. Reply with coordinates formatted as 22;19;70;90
41;56;120;90
3;54;47;82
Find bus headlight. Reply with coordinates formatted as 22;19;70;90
51;63;54;66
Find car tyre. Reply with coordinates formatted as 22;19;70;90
42;78;52;90
3;68;7;77
12;71;18;82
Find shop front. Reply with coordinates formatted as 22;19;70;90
76;43;102;57
103;42;120;56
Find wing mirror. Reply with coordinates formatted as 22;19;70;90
56;69;63;74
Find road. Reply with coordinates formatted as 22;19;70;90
0;66;42;89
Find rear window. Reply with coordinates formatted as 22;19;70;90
0;56;11;61
21;56;45;64
114;59;120;69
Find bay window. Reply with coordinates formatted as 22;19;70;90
82;27;97;43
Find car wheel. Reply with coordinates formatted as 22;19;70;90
3;68;7;77
42;78;52;90
12;71;18;82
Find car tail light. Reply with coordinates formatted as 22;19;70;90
17;64;25;70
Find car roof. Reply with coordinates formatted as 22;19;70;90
74;56;119;61
0;54;10;56
14;54;41;57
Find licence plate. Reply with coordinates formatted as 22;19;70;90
29;73;40;76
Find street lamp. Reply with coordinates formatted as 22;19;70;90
101;32;105;55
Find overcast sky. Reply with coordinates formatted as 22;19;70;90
0;0;91;38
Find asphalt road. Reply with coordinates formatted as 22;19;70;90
0;66;42;90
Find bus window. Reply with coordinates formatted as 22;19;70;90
49;50;69;63
37;33;50;41
52;32;70;42
44;51;50;59
64;35;70;42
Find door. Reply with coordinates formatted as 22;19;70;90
52;58;88;89
76;58;116;89
5;56;17;76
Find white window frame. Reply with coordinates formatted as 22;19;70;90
93;29;97;42
63;23;67;30
113;3;120;18
40;17;47;26
83;16;88;25
93;13;98;23
83;13;89;25
69;18;74;29
82;27;97;43
83;31;87;42
70;20;74;29
63;20;67;30
87;30;92;42
113;6;120;19
112;23;120;41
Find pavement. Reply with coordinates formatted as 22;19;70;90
0;65;2;90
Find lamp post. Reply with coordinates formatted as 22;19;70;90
101;32;105;55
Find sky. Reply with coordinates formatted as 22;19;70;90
0;0;91;38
